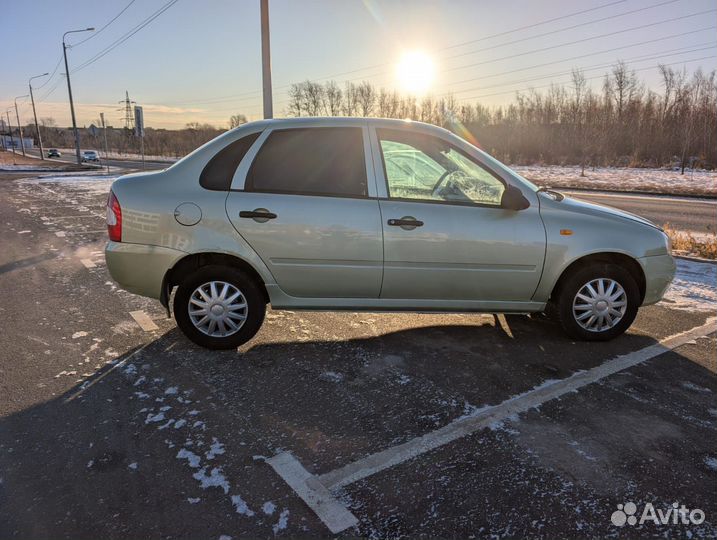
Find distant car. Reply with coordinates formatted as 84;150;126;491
47;149;61;158
105;117;676;349
82;150;100;162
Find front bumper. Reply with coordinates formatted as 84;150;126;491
638;253;676;306
105;242;186;300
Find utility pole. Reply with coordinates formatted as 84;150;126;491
29;72;49;160
63;27;94;165
260;0;273;119
100;112;110;173
14;95;29;157
6;110;15;154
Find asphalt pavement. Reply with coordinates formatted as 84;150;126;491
0;170;715;538
562;190;717;234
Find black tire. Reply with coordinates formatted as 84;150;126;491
557;263;640;341
174;265;266;350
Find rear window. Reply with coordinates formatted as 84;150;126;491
245;127;367;197
200;132;260;191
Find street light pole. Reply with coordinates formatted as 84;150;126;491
260;0;273;119
63;27;94;165
6;110;15;154
29;72;49;160
14;95;29;157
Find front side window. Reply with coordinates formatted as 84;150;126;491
378;129;505;206
246;127;368;197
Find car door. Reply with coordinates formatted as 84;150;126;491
225;123;383;298
371;126;546;302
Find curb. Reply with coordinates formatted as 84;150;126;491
674;254;717;265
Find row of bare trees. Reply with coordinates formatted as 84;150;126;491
9;62;715;169
285;62;717;170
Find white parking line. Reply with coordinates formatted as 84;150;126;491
129;310;159;332
267;453;359;533
270;316;716;533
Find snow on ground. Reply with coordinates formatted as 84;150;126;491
512;165;717;197
18;174;119;197
0;165;57;171
662;258;717;312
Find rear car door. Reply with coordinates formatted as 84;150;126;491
225;123;383;298
372;126;546;302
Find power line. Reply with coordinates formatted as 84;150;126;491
34;55;63;90
72;0;179;74
442;8;717;75
455;54;717;102
275;0;686;88
72;0;138;47
435;26;716;94
438;44;716;99
442;0;680;62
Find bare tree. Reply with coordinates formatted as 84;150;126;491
229;114;247;129
355;81;376;117
325;81;343;116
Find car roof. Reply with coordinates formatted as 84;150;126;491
231;116;452;136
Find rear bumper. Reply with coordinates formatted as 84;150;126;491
639;253;676;306
105;242;186;299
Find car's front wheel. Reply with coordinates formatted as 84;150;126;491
174;265;266;350
557;263;640;341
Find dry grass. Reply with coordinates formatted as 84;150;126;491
664;224;717;260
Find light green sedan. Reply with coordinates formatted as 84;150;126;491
105;118;675;349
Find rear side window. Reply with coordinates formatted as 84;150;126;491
200;132;260;191
246;127;367;197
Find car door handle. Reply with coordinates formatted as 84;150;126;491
387;217;423;227
239;209;277;220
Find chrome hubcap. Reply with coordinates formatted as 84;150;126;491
188;281;247;337
572;278;627;332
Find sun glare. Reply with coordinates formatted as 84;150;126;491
396;51;435;94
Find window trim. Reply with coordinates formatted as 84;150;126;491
372;126;508;208
236;126;374;199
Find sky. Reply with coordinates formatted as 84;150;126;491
2;0;715;130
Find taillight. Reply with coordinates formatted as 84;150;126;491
107;190;122;242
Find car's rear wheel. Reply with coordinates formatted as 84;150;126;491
174;265;265;350
557;263;640;341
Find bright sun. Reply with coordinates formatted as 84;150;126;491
396;51;435;94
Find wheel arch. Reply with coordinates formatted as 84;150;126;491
549;252;646;305
160;252;270;313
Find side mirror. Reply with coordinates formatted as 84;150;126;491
501;185;530;211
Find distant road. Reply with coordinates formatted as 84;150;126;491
25;148;169;171
21;149;716;234
562;190;716;235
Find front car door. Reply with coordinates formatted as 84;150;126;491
226;122;383;298
370;125;546;303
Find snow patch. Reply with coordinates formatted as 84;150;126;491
231;494;255;516
262;501;276;515
661;259;716;313
273;509;290;534
177;448;201;468
193;467;230;494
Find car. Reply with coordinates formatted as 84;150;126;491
82;150;100;162
105;117;675;350
47;148;61;158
